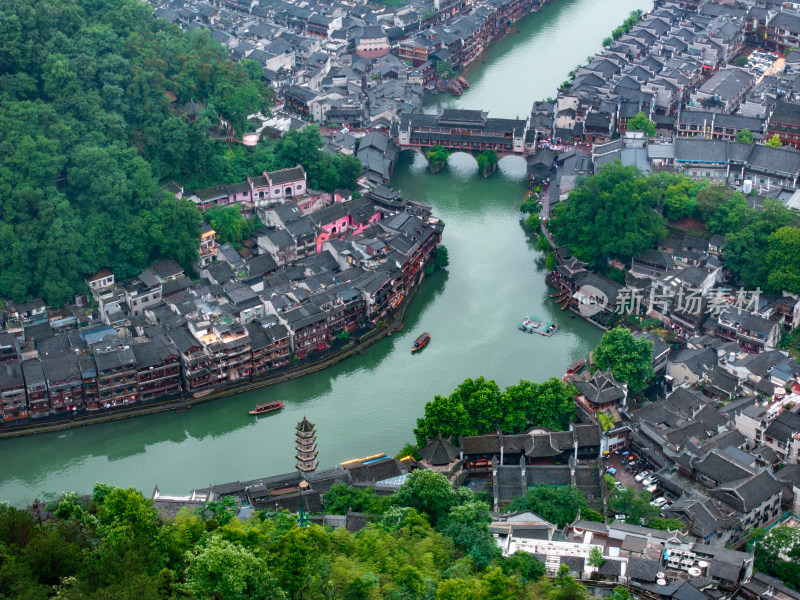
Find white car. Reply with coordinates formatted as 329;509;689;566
614;514;627;521
634;471;650;483
650;497;668;508
644;483;658;493
615;482;626;492
642;476;656;486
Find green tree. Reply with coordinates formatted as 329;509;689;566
501;551;546;584
525;213;541;231
390;470;459;525
598;412;615;432
427;144;450;167
766;134;783;148
608;486;659;525
607;586;632;600
270;525;329;599
506;485;587;528
765;226;800;293
436;60;455;79
736;128;754;144
753;526;800;589
627;112;656;137
549;163;667;267
323;484;389;515
476;149;498;173
203;206;256;250
646;517;687;532
434;245;450;269
186;535;285;600
481;567;519;600
587;546;604;568
593;327;654;395
581;508;605;523
521;378;576;431
545;251;557;271
414;376;576;445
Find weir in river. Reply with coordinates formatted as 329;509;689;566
0;0;653;505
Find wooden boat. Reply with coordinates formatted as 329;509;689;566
412;332;431;352
457;76;470;87
560;298;570;310
249;400;284;415
566;358;587;374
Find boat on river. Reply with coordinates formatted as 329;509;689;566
457;76;469;88
518;316;558;336
249;400;284;415
566;358;587;374
412;332;431;352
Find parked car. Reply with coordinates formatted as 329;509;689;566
644;483;658;493
614;514;627;521
650;497;668;508
634;470;650;482
615;482;626;492
642;476;656;486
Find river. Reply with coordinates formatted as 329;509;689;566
0;0;652;505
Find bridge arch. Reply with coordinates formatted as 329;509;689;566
497;154;528;180
447;151;479;176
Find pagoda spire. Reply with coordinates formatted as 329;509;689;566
296;416;318;473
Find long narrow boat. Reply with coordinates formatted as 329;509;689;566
412;332;431;352
249;400;284;416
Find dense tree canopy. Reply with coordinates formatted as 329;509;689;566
506;486;587;528
203;207;259;251
549;163;667;267
0;0;361;305
413;377;576;446
0;479;576;599
593;327;654;395
0;0;269;303
752;526;800;590
607;485;659;526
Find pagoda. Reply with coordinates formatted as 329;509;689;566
295;416;318;473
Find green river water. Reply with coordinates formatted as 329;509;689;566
0;0;652;505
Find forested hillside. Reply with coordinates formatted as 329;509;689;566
0;0;360;306
0;478;610;600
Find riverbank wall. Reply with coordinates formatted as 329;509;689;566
0;286;422;440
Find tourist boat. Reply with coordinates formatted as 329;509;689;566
457;76;470;88
448;80;462;95
566;358;587;374
412;332;431;352
518;316;558;336
249;400;284;415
